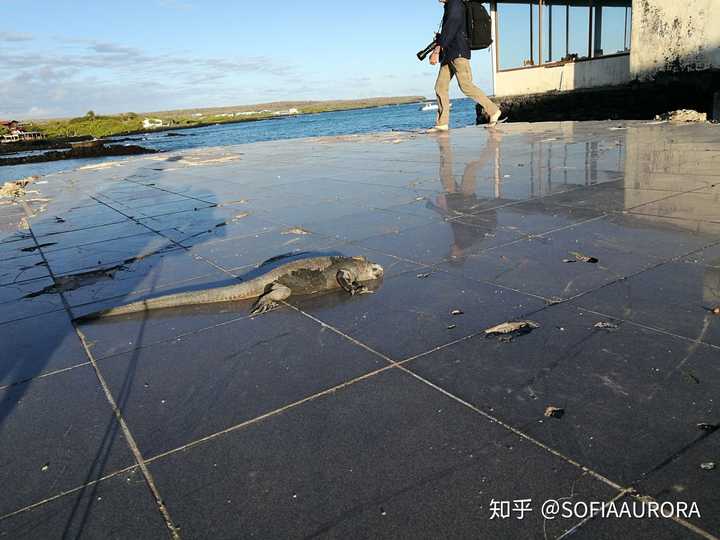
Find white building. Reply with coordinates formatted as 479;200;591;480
488;0;720;98
142;118;164;129
273;108;300;116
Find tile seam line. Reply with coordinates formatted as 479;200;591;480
554;489;718;540
20;215;181;539
393;363;626;492
85;193;342;279
37;230;174;255
0;361;92;392
0;306;67;327
83;264;428;364
629;493;720;540
624;181;720;213
0;464;140;523
142;363;400;466
401;368;718;540
287;303;634;496
100;179;217;206
66;268;226;312
74;326;180;538
92;313;253;362
7;137;716;528
85;193;234;290
623;209;720;226
571;306;720;352
469;235;720;329
555;490;630;540
347;212;609;270
35;218;137;239
561;235;720;309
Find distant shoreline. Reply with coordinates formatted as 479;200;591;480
3;96;425;152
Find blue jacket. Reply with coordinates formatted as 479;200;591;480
438;0;471;64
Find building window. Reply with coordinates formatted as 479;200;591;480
495;1;631;71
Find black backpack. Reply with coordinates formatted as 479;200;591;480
464;0;493;50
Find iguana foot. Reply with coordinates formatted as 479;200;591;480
337;269;367;296
250;299;280;316
249;283;291;316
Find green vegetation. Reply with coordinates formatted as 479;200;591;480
0;126;8;136
26;96;425;140
26;111;144;139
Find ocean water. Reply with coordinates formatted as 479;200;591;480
113;97;478;152
0;98;477;182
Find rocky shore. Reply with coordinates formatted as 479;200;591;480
0;141;158;166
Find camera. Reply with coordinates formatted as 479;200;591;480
417;34;439;61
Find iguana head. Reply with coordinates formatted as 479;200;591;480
349;256;384;281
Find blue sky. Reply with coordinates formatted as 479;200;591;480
2;0;484;118
1;1;628;119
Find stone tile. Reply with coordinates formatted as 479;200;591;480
0;310;87;387
39;220;149;252
0;366;135;516
0;237;37;259
567;496;705;540
383;197;484;221
29;205;128;237
629;190;720;223
148;369;616;539
255;199;365;228
73;282;256;361
443;213;717;301
302;207;437;242
574;261;720;347
97;191;196;211
137;205;277;246
290;268;545;360
0;469;169;539
354;218;524;266
130;199;217;219
611;172;717;192
636;434;720;534
43;232;176;276
481;200;605;236
64;251;225;310
684;243;720;268
96;309;386;456
541;186;679;213
188;228;343;271
406;304;720;485
0;278;64;324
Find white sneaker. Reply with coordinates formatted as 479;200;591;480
488;110;506;127
426;125;449;134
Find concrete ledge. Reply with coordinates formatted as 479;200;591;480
478;70;720;123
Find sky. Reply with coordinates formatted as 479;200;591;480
1;0;487;119
0;1;629;119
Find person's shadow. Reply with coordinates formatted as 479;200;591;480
0;153;233;536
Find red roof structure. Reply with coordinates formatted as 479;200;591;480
0;120;19;129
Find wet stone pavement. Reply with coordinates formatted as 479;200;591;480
0;122;719;539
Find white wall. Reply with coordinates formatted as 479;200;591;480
494;55;631;97
630;0;720;80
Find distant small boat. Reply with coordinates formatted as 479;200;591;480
420;101;451;112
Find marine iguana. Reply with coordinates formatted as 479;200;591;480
79;254;384;319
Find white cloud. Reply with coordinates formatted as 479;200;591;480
0;31;33;42
0;38;296;117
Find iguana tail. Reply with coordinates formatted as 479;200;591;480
79;282;254;319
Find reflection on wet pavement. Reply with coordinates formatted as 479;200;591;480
1;122;719;538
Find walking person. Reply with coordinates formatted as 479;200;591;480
429;0;503;132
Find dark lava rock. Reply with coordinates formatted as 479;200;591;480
0;143;158;166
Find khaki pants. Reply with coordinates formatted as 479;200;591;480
435;57;499;126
